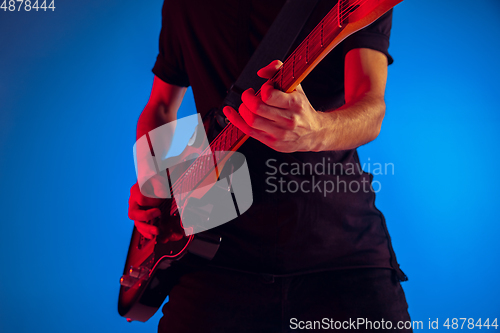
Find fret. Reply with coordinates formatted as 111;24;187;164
320;7;337;47
281;74;292;93
214;135;220;151
233;125;239;147
292;47;308;84
308;27;322;63
220;125;230;150
188;174;193;196
267;71;279;91
226;125;231;148
210;149;217;175
218;135;223;151
229;123;233;138
222;131;227;150
321;20;323;47
338;1;342;28
231;125;237;145
221;134;226;150
205;153;211;176
234;126;241;145
199;156;205;177
207;153;212;174
198;156;204;178
224;128;229;150
280;65;284;90
282;60;294;89
306;37;309;64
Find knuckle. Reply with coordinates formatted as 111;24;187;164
261;84;273;102
248;129;258;138
247;114;259;127
254;100;264;113
247;115;256;127
134;221;148;232
288;95;299;107
269;135;280;143
239;102;248;113
261;91;269;103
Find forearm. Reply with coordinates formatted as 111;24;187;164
136;77;186;140
136;102;177;140
315;92;385;151
313;47;388;151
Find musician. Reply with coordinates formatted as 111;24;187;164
128;0;412;332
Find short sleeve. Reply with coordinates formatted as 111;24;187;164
342;9;394;65
152;0;190;87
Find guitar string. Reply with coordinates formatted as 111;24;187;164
166;0;371;209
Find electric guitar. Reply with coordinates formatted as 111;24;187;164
118;0;403;322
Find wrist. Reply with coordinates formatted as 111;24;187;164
309;111;333;152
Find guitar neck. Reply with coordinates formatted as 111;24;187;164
211;0;401;153
170;0;402;208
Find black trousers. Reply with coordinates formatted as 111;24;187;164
158;267;412;332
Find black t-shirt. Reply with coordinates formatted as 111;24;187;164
153;0;406;279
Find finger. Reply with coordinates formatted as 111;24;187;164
134;220;159;239
150;174;171;199
223;106;283;149
261;82;300;110
241;88;286;122
128;200;162;222
131;183;165;207
136;193;164;207
238;103;288;136
257;60;282;79
138;173;171;199
223;106;266;139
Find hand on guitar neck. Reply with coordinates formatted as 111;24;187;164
225;47;389;153
223;60;324;153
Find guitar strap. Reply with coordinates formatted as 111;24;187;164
213;0;321;130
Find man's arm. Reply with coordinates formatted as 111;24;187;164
222;48;388;152
129;76;187;239
136;76;186;140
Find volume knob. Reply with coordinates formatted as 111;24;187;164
129;266;151;279
119;274;137;288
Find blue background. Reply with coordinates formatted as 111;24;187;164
0;0;499;332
